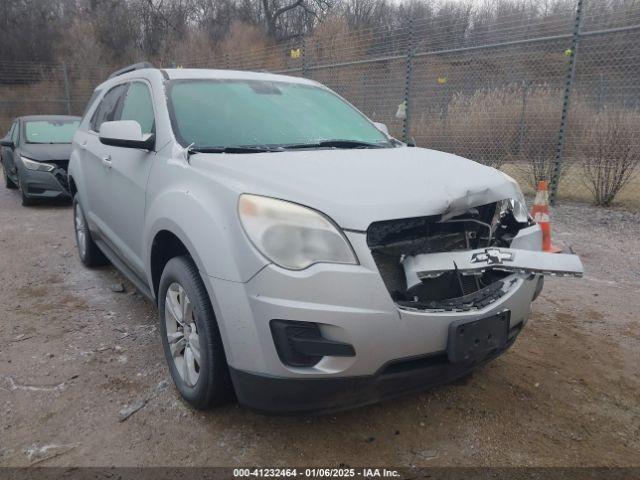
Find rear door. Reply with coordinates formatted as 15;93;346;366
95;80;156;276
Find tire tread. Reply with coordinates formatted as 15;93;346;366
159;256;232;409
73;194;108;267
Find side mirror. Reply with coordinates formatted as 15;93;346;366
373;122;389;136
0;138;15;149
99;120;155;150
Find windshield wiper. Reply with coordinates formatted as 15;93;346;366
188;145;283;154
282;139;388;150
188;139;390;155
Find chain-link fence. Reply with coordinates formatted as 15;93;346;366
1;0;639;207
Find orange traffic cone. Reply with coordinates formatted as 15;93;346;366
531;181;562;253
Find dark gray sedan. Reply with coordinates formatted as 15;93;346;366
0;115;80;205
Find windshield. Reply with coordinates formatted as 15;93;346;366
167;79;389;149
24;119;79;144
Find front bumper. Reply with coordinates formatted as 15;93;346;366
19;167;70;199
207;231;540;413
230;327;520;415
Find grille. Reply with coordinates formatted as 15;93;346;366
366;201;525;311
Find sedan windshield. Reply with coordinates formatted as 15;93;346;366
24;119;79;144
167;79;390;150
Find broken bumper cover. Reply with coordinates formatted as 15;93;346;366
403;247;584;284
20;167;71;199
207;232;541;415
229;324;521;415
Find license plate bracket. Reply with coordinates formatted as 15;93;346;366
447;311;510;364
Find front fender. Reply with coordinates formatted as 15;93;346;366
144;187;268;286
68;146;87;203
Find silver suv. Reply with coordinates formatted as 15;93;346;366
69;63;583;414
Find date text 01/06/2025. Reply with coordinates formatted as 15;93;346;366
232;468;401;478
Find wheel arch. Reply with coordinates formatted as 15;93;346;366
144;188;267;286
149;226;205;300
147;222;241;369
68;174;78;198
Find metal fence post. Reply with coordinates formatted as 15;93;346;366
62;62;71;115
302;37;309;78
402;17;415;144
596;73;608;113
550;0;584;205
516;80;530;156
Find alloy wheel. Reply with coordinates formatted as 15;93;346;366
164;282;201;387
74;204;87;259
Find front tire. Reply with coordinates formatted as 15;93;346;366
3;161;17;189
73;194;108;267
17;173;35;206
158;256;232;409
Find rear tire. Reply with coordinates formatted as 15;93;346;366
158;256;232;409
73;194;108;267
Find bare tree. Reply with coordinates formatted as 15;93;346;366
341;0;393;30
261;0;332;38
581;108;640;206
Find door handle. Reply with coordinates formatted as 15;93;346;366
102;155;112;168
79;140;87;150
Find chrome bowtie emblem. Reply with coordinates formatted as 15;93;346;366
471;248;514;265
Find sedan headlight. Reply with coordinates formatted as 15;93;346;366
238;194;358;270
21;156;54;172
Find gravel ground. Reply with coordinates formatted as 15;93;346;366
0;185;638;468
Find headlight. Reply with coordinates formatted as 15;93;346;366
510;196;530;223
238;194;358;270
499;173;530;223
495;196;529;224
21;156;54;172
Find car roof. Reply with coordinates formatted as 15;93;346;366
163;68;317;85
96;67;319;90
17;115;81;122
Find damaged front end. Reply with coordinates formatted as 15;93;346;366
367;199;583;313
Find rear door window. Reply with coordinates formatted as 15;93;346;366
90;84;128;132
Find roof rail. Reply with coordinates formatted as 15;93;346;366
108;62;155;79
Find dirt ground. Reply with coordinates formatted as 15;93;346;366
0;184;639;468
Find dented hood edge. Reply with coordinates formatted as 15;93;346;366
193;147;525;231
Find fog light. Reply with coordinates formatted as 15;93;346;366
270;320;355;368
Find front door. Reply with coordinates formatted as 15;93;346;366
97;81;156;277
83;80;156;278
82;83;128;239
2;121;19;180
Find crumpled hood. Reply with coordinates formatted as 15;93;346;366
20;143;72;162
191;146;521;231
